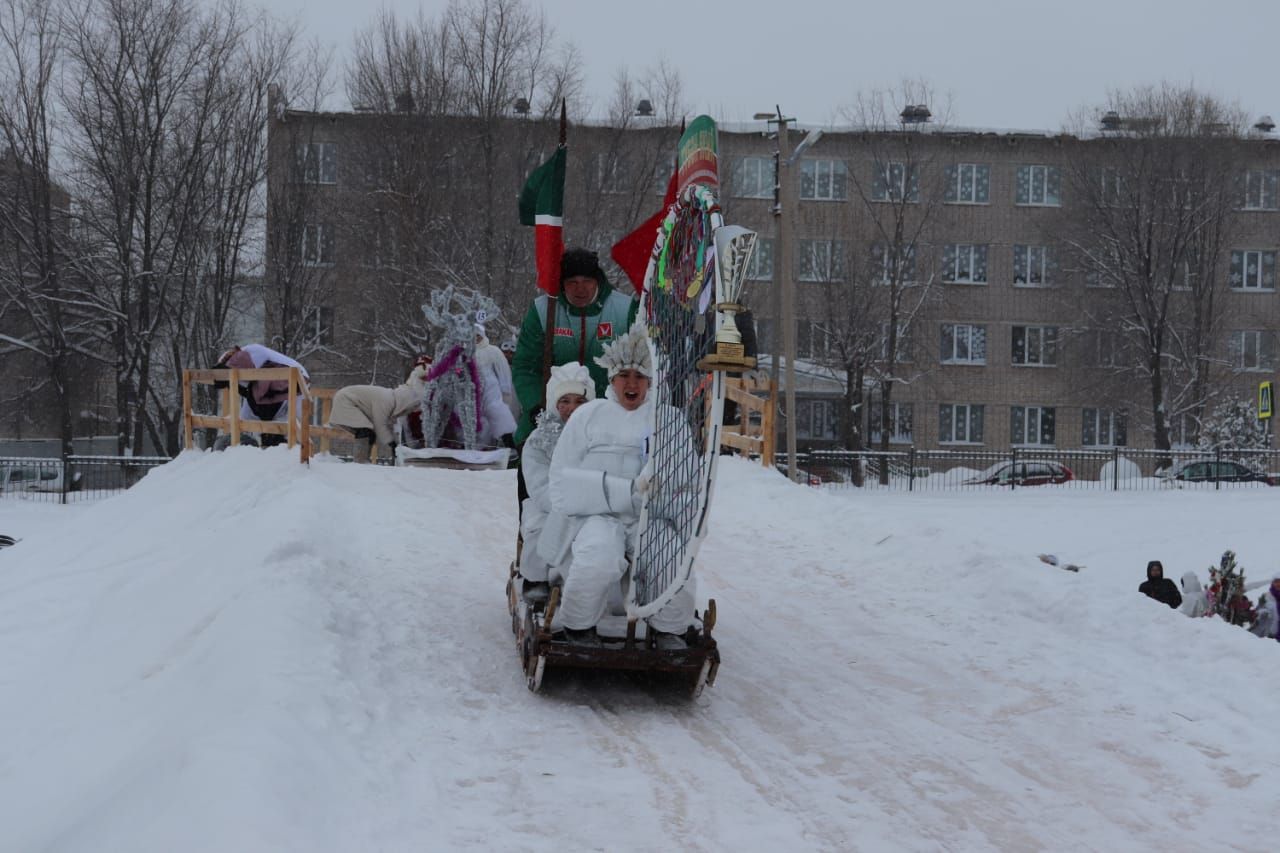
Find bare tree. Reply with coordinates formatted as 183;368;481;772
1060;84;1247;453
0;0;101;454
840;82;947;480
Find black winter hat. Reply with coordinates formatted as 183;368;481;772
559;247;604;284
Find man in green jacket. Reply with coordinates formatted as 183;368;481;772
512;247;639;445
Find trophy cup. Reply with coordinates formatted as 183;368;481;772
697;224;759;371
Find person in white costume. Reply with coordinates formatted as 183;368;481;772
517;362;593;602
473;324;518;447
541;322;695;649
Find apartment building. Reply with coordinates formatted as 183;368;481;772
266;100;1280;451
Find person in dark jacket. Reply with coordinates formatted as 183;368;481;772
1139;560;1182;609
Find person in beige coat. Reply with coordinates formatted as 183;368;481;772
328;365;429;462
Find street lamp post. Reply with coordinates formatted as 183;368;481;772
756;107;799;482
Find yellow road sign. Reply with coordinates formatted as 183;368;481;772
1260;381;1273;420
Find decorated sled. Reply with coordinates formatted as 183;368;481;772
507;115;756;697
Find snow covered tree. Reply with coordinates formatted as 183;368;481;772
1197;398;1267;451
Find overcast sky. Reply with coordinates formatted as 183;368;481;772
259;0;1277;131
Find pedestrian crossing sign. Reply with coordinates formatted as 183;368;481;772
1260;381;1274;420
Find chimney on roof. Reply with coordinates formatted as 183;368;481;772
1255;115;1276;134
513;97;531;116
394;91;415;114
900;104;931;125
1100;110;1122;131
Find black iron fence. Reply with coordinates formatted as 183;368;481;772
0;455;171;504
775;446;1280;492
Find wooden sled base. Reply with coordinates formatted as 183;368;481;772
506;562;720;698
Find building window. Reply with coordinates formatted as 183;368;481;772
1095;329;1122;367
305;306;335;346
799;159;847;201
944;163;989;204
1015;164;1061;206
1012;325;1057;366
940;323;986;364
754;317;775;355
1082;408;1127;447
1169;412;1198;448
1011;405;1056;446
732;156;774;199
942;244;988;284
796;398;838;440
594;152;633;194
1013;244;1052;286
1100;166;1125;206
870;242;916;285
869;401;913;444
1242;169;1279;211
871;161;919;202
1229;250;1277;290
1229;330;1278;371
798;240;846;282
880;322;913;362
797;319;832;361
301;223;335;266
296;142;337;185
745;238;774;280
939;403;984;444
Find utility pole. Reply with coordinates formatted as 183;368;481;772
758;106;799;482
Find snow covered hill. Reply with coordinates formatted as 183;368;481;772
1;449;1278;852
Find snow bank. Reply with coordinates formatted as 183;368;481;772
1;451;1278;851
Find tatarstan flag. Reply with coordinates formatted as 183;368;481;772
518;145;566;295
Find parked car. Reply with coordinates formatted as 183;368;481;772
0;464;81;493
963;460;1074;486
1159;459;1276;485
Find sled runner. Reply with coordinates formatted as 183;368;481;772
505;563;719;697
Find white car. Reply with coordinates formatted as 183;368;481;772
0;464;81;493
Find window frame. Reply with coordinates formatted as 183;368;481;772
1082;407;1127;447
942;243;989;284
939;402;985;445
799;158;848;201
301;222;336;267
1012;244;1052;287
1242;169;1279;211
944;163;990;205
871;160;920;203
1229;249;1277;291
296;141;338;185
1010;405;1057;447
940;323;987;365
1011;325;1058;367
732;155;775;199
869;400;914;445
1015;164;1061;206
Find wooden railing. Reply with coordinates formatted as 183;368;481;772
719;374;776;467
182;368;352;463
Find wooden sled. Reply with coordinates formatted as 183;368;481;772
505;560;720;698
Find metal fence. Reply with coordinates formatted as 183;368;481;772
775;446;1280;492
0;455;171;504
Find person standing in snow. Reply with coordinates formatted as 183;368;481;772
516;362;594;603
540;322;695;649
328;363;430;463
473;324;518;446
1178;571;1211;617
1249;573;1280;640
511;247;638;446
213;344;310;448
1139;560;1182;609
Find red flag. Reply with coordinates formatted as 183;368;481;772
518;146;566;295
611;167;677;294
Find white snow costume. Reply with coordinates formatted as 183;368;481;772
328;366;428;459
474;327;518;446
1179;571;1210;617
1249;573;1280;639
519;362;594;583
540;325;695;635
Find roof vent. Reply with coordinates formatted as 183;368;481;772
1255;115;1275;133
1100;110;1122;131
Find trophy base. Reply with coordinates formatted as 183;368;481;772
697;344;757;371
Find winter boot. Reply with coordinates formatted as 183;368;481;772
562;626;601;647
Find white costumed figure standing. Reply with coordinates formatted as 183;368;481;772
518;361;594;602
541;322;696;648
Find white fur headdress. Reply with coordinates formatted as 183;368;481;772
595;321;652;379
545;361;595;407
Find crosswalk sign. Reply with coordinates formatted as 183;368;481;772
1260;381;1274;420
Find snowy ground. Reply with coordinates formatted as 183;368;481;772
2;448;1278;852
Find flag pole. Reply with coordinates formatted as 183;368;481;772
541;99;567;395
